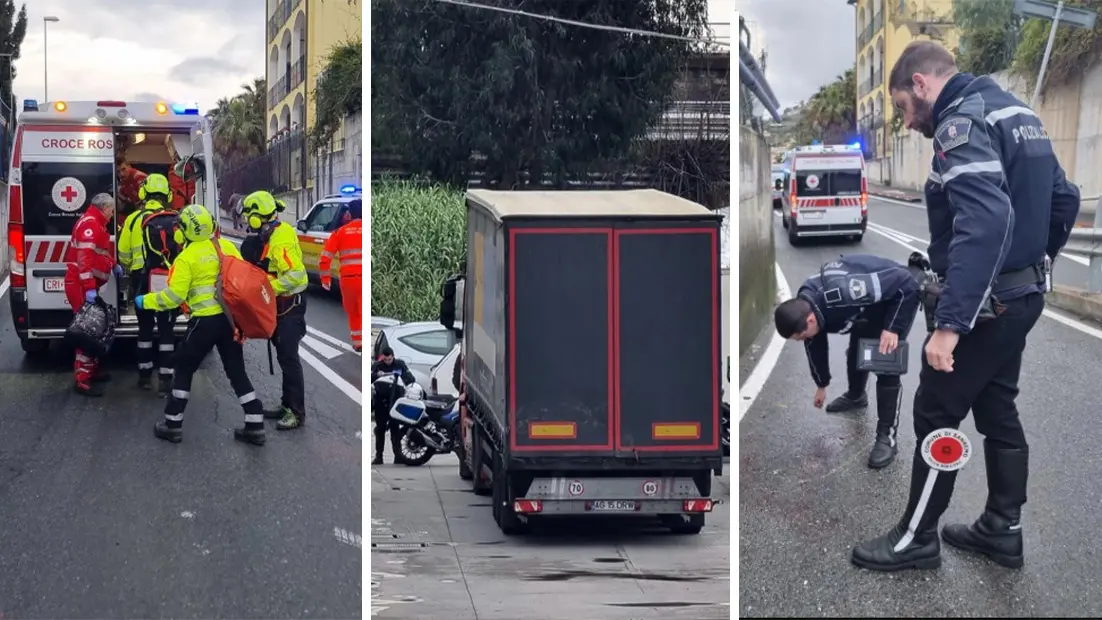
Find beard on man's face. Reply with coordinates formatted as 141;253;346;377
913;96;936;139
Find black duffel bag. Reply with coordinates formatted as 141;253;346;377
64;297;117;358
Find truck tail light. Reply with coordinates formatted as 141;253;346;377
8;222;24;288
683;499;714;513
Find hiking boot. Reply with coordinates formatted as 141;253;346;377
826;391;868;413
138;376;153;391
74;382;105;397
276;410;305;431
234;427;267;446
153;422;182;443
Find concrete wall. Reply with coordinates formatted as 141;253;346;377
883;66;1096;193
738;125;776;356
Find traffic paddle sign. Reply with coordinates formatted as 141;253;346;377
921;428;972;471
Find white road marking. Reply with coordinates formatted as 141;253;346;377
300;347;362;405
867;221;1102;341
869;196;1093;266
0;275;9;300
738;263;791;422
307;325;360;355
301;334;344;359
333;527;362;548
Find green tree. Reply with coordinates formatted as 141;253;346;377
208;78;267;172
371;0;710;187
953;0;1019;76
795;68;857;146
0;0;27;112
310;38;362;150
1012;0;1101;96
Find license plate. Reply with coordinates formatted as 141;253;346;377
800;210;824;219
588;500;636;512
43;277;65;292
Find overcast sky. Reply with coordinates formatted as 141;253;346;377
9;0;266;112
738;0;856;110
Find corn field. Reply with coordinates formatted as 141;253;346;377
370;179;466;321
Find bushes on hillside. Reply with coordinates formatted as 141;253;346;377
370;179;465;321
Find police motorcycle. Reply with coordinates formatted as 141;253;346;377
372;370;461;467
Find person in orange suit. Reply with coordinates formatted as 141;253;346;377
319;199;363;351
168;167;195;210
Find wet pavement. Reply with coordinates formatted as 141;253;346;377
0;276;363;619
739;199;1102;617
371;448;731;619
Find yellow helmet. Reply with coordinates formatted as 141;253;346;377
175;204;214;243
139;173;171;201
242;190;277;217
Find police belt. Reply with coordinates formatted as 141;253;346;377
989;263;1046;294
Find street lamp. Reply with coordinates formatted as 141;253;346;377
43;16;59;102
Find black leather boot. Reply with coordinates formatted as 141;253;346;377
826;391;868;413
868;384;901;469
852;448;958;571
941;441;1028;568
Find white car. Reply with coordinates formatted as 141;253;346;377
428;342;461;397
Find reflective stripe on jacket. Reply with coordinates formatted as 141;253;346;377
68;207;115;291
319;218;362;281
144;238;242;317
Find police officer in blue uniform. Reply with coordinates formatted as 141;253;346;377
774;254;921;469
850;40;1080;572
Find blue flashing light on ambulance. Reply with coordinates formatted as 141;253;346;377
5;99;219;355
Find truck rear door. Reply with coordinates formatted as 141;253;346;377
19;125;115;315
614;223;721;453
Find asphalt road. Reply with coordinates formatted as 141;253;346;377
371;448;731;619
0;273;363;619
739;197;1102;617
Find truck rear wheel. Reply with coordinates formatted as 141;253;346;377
456;425;473;480
661;514;704;534
470;425;492;496
492;460;528;535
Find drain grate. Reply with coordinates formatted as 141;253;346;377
372;542;428;552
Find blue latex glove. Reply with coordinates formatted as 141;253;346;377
113;264;123;278
84;290;97;304
134;295;145;310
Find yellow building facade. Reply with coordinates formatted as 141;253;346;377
850;0;959;158
265;0;362;143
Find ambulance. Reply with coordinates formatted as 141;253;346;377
779;143;868;245
295;184;361;285
6;99;219;355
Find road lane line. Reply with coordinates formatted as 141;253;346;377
307;325;360;355
739;263;791;422
334;527;362;548
300;347;362;405
302;334;343;359
868;221;1102;342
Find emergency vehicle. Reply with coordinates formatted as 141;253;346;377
6;99;219;354
779;143;868;245
295;184;361;285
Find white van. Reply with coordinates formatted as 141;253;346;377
779;144;868;245
6;99;218;354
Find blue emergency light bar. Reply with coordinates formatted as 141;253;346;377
171;103;199;115
339;184;360;194
23;99;38;112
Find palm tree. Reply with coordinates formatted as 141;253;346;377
798;67;857;145
208;78;268;173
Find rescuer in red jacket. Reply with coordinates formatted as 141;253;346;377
65;193;123;397
319;200;363;351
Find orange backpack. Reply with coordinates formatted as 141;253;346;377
213;241;277;340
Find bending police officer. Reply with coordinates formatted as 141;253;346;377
851;41;1080;572
319;199;364;351
774;254;921;469
64;193;123;396
134;205;267;445
241;191;309;430
118;173;178;395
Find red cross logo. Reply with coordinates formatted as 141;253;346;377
60;185;78;203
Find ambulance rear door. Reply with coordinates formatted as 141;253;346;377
19;125;116;318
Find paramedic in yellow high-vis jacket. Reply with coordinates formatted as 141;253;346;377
240;190;309;430
135;204;267;446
